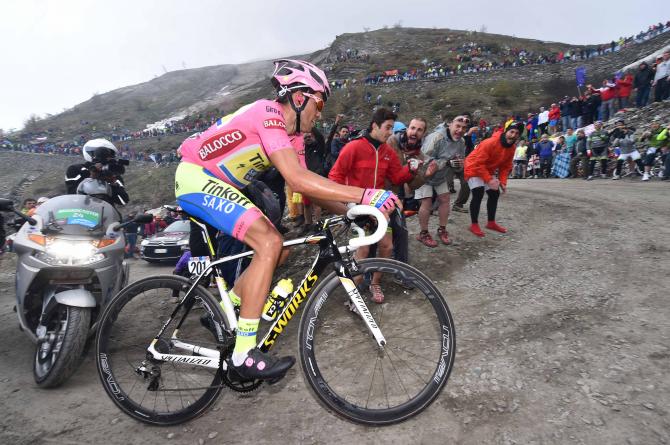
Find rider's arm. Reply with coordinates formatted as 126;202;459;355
269;148;363;204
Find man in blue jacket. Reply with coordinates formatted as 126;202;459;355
534;134;555;178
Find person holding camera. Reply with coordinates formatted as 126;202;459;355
65;139;130;206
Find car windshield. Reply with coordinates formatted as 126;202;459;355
163;220;190;233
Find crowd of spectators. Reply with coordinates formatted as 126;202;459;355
322;21;670;87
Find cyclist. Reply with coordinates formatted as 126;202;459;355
175;59;399;382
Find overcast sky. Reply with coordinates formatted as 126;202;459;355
0;0;664;131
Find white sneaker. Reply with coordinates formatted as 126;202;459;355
587;175;594;181
600;174;607;179
659;171;665;178
612;175;620;180
642;173;650;181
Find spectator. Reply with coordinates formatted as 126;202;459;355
559;97;571;131
592;80;617;121
416;113;469;247
534;134;555;178
611;123;640;180
329;108;418;303
616;72;634;109
464;122;522;237
640;120;669;181
20;198;36;215
123;212;139;258
634;62;654;107
301;128;328;234
569;129;589;178
548;103;561;134
537;107;549;135
652;50;670;102
330;126;350;163
513;138;529;179
586;121;610;180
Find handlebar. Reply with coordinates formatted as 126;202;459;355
345;205;388;249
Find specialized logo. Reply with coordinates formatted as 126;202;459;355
263;119;286;130
198;129;246;161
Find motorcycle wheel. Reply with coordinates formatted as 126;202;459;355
34;305;91;388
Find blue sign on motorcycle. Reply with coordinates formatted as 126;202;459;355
55;208;100;228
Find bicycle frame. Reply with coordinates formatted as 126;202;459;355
146;214;387;371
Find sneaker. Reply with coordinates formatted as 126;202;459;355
437;227;451;245
469;223;485;237
416;230;438;248
485;221;508;233
534;175;538;179
452;205;468;213
369;284;384;304
642;173;650;181
658;171;665;178
612;175;620;180
227;348;295;382
586;176;594;181
600;174;607;179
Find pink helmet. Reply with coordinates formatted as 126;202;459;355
271;59;331;101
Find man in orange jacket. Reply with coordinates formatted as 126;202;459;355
464;121;523;237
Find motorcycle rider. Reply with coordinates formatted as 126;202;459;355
67;139;130;206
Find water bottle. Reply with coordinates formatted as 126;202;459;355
262;278;294;321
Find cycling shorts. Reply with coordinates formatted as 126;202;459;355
175;162;264;241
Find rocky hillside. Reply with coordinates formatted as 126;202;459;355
18;27;670;143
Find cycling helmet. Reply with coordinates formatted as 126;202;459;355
393;122;407;133
83;138;118;163
271;59;331;101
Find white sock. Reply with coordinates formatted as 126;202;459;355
232;351;249;367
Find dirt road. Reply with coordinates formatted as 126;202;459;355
1;178;669;444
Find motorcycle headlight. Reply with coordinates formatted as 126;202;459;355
35;240;106;266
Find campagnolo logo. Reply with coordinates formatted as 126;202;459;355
433;327;451;384
198;129;246;161
99;353;125;400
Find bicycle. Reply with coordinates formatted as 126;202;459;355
95;205;456;426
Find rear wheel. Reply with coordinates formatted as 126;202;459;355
96;275;229;426
34;305;91;388
298;258;456;425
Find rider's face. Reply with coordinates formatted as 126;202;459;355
298;91;323;133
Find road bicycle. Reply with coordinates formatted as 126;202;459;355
95;205;455;426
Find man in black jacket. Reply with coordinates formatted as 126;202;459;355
634;62;654;107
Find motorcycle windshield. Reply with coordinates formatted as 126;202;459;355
35;195;119;235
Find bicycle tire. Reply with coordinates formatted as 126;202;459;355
298;258;456;425
95;275;227;426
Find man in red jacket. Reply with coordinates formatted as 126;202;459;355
616;72;634;110
329;107;418;303
464;121;523;237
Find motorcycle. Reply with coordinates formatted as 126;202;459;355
0;192;151;387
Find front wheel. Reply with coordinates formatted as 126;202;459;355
34;305;91;388
298;258;456;425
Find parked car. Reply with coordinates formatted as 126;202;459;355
140;219;190;263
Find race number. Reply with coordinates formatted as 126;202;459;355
187;256;211;275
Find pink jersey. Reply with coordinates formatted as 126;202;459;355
179;99;296;188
